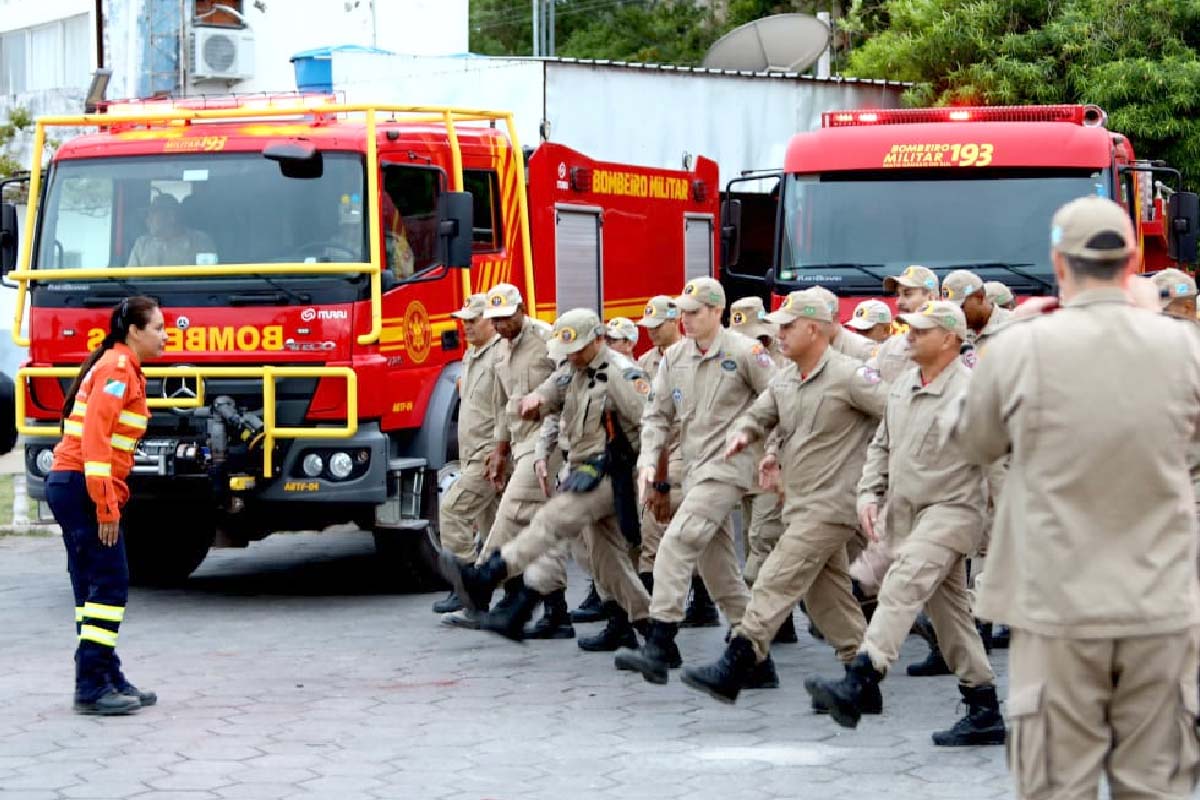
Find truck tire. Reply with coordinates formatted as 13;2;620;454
124;503;215;586
0;372;18;456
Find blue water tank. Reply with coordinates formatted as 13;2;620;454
290;45;395;93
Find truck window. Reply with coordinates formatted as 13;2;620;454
462;169;502;252
382;164;442;275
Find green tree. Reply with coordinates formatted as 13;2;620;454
845;0;1200;183
0;106;32;181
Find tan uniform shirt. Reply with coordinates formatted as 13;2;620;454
832;328;877;362
953;288;1200;638
858;359;984;555
492;317;556;461
969;304;1013;351
457;334;502;466
127;229;217;266
864;333;913;384
734;348;889;526
639;328;777;490
533;346;648;465
638;345;682;477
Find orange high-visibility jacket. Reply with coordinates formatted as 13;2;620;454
51;343;149;524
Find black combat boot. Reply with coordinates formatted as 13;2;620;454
742;653;780;690
852;579;878;624
638;572;654;595
570;581;609;623
907;644;952;677
991;624;1011;649
525;589;575;640
976;620;994;654
493;576;524;613
772;613;798;644
74;687;141;716
614;620;681;684
931;684;1007;746
681;576;720;628
804;653;884;729
432;591;464;614
578;603;639;652
478;586;542;642
681;635;758;704
812;662;882;716
111;655;157;708
438;550;507;612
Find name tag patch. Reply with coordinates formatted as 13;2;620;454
721;359;738;372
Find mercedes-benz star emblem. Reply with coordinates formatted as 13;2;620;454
161;370;199;401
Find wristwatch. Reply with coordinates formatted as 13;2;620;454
652;481;672;494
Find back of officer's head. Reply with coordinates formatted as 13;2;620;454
1050;197;1136;287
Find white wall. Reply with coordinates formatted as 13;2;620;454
0;0;93;33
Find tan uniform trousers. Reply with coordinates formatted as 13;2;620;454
500;477;650;619
637;483;682;575
861;535;994;687
438;460;499;562
1007;628;1200;800
741;492;785;587
650;479;751;625
734;520;866;663
476;454;568;593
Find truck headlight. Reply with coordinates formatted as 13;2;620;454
328;452;353;479
35;449;55;476
302;453;324;478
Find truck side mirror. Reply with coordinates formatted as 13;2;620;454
0;202;17;275
763;267;776;292
1168;191;1199;265
437;191;474;269
720;198;742;269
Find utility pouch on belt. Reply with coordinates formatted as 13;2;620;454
562;455;606;493
604;409;641;546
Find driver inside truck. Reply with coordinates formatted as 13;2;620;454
127;194;219;267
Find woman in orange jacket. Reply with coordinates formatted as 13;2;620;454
47;296;166;715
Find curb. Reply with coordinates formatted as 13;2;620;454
0;473;58;536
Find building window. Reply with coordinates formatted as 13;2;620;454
0;14;92;95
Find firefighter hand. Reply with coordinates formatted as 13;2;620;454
637;466;656;505
724;432;751;460
486;449;509;491
98;521;120;547
535;459;551;497
757;453;781;492
1125;274;1161;311
859;502;880;543
648;488;672;525
518;393;545;420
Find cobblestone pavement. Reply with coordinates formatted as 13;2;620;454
1;531;1021;800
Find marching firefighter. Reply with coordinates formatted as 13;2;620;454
846;300;894;343
47;296;166;715
865;266;941;382
438;308;653;645
433;293;503;614
983;280;1016;311
1152;267;1198;321
804;300;1006;747
682;289;890;704
954;197;1200;798
604;317;639;358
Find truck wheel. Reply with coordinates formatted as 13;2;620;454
124;504;215;586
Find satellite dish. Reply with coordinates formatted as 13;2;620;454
702;13;830;73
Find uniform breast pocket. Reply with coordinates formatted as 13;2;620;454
668;368;695;421
914;419;945;463
798;396;825;435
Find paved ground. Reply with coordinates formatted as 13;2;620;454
0;530;1021;800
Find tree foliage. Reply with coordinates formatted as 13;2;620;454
845;0;1200;184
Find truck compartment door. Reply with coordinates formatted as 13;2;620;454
684;214;715;282
554;206;602;315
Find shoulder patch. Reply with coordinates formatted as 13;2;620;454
634;378;651;395
103;378;128;398
960;349;978;369
749;342;773;368
622;367;646;381
555;373;571;387
856;366;882;385
720;358;738;372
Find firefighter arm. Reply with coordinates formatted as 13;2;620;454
848;368;891;419
531;368;569;416
636;355;675;473
607;368;650;441
856;413;891;515
491;369;511;446
951;339;1012;465
80;367;127;524
534;412;560;464
730;384;779;447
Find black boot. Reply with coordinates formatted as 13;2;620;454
432;591;464;614
111;655;157;708
976;620;994;654
570;581;608;623
680;635;758;704
525;589;576;640
681;576;720;628
478;586;542;643
742;654;779;690
638;572;654;595
772;613;798;644
614;621;681;684
911;611;937;647
74;687;141;716
931;684;1007;746
852;579;878;624
803;653;884;729
991;624;1011;650
493;576;523;613
437;550;507;612
807;621;825;641
907;643;952;677
812;662;882;716
578;603;638;652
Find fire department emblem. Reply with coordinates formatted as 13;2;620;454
557;162;567;179
404;301;431;364
176;315;190;330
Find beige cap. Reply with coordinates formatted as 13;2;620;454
1152;268;1198;307
451;292;489;320
984;281;1014;306
765;289;833;324
549;308;604;355
605;316;639;344
847;299;892;330
1050;196;1135;259
883;265;939;294
675;277;726;312
940;270;984;306
899;300;968;339
729;296;778;339
807;286;840;321
483;283;524;318
637;295;679;328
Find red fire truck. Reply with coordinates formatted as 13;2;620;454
0;96;719;585
720;105;1199;319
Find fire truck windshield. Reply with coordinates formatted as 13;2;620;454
35;152;368;273
779;169;1109;286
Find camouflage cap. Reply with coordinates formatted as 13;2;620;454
765;289;833;324
675;277;726;312
984;281;1014;306
899;300;968;339
549;307;604;356
941;269;985;307
637;295;679;328
605;316;640;344
1050;196;1135;260
451;292;489;320
883;265;939;294
847;299;893;330
729;296;778;340
1152;268;1197;307
482;283;524;319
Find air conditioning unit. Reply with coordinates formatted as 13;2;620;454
190;26;254;80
